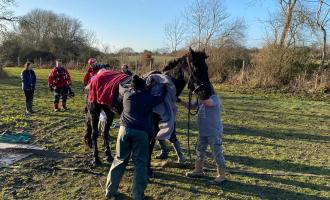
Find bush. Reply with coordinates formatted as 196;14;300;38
0;67;7;78
251;44;310;87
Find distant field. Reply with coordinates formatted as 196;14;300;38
0;67;329;200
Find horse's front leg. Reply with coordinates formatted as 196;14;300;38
147;135;156;178
103;108;115;163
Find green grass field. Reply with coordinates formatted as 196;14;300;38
0;67;329;200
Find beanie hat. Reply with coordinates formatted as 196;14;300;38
88;58;97;66
131;75;146;90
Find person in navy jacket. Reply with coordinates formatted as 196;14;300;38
21;61;36;114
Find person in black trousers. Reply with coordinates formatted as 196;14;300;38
21;61;36;115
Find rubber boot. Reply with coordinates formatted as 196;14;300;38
62;103;68;111
25;101;31;115
214;166;226;183
186;160;204;178
172;140;186;165
155;140;168;159
27;101;33;113
54;103;59;112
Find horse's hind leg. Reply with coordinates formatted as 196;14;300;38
84;112;93;148
147;113;160;178
90;103;102;166
103;106;115;163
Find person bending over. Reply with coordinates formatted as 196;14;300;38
105;75;165;199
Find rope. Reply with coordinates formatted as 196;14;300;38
186;55;199;164
187;90;193;164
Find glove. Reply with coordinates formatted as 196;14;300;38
49;85;54;92
68;87;75;97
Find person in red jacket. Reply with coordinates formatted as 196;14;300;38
48;59;72;112
83;58;110;87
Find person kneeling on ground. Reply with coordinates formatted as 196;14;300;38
181;87;226;184
105;75;166;200
21;61;36;115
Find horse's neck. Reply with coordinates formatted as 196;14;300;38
165;70;187;98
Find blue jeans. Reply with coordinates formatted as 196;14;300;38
105;126;149;200
196;134;225;167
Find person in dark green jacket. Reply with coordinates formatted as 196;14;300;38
105;75;165;200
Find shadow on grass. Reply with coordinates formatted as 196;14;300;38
228;107;330;120
224;138;286;148
222;180;327;200
154;170;326;199
152;171;218;196
226;155;330;177
234;171;330;193
224;124;330;142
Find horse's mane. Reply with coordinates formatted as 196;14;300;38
161;57;184;72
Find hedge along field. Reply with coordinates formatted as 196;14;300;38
0;67;329;200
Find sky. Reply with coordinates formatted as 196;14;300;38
14;0;279;52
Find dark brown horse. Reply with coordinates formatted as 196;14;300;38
84;48;213;169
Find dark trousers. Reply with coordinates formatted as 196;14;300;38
54;86;68;104
106;127;149;199
24;89;34;102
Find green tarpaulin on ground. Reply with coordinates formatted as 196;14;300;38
0;131;31;144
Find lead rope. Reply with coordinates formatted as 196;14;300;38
186;56;199;165
187;89;192;163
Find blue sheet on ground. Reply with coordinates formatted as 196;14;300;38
0;131;31;143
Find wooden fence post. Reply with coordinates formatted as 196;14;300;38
149;60;152;71
240;60;245;85
135;60;138;74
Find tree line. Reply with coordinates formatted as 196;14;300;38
0;8;102;67
163;0;330;92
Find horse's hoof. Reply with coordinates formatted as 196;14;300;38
155;152;168;160
84;137;92;148
106;156;114;164
92;158;102;167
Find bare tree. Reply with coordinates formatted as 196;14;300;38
185;0;229;49
164;17;185;53
263;11;283;44
117;47;135;55
216;18;246;48
315;0;330;65
0;0;17;35
279;0;298;47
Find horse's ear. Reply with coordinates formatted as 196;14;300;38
202;48;208;59
189;46;194;53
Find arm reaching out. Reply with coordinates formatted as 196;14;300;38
201;98;216;107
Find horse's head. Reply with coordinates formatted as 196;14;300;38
162;48;213;100
185;47;213;100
